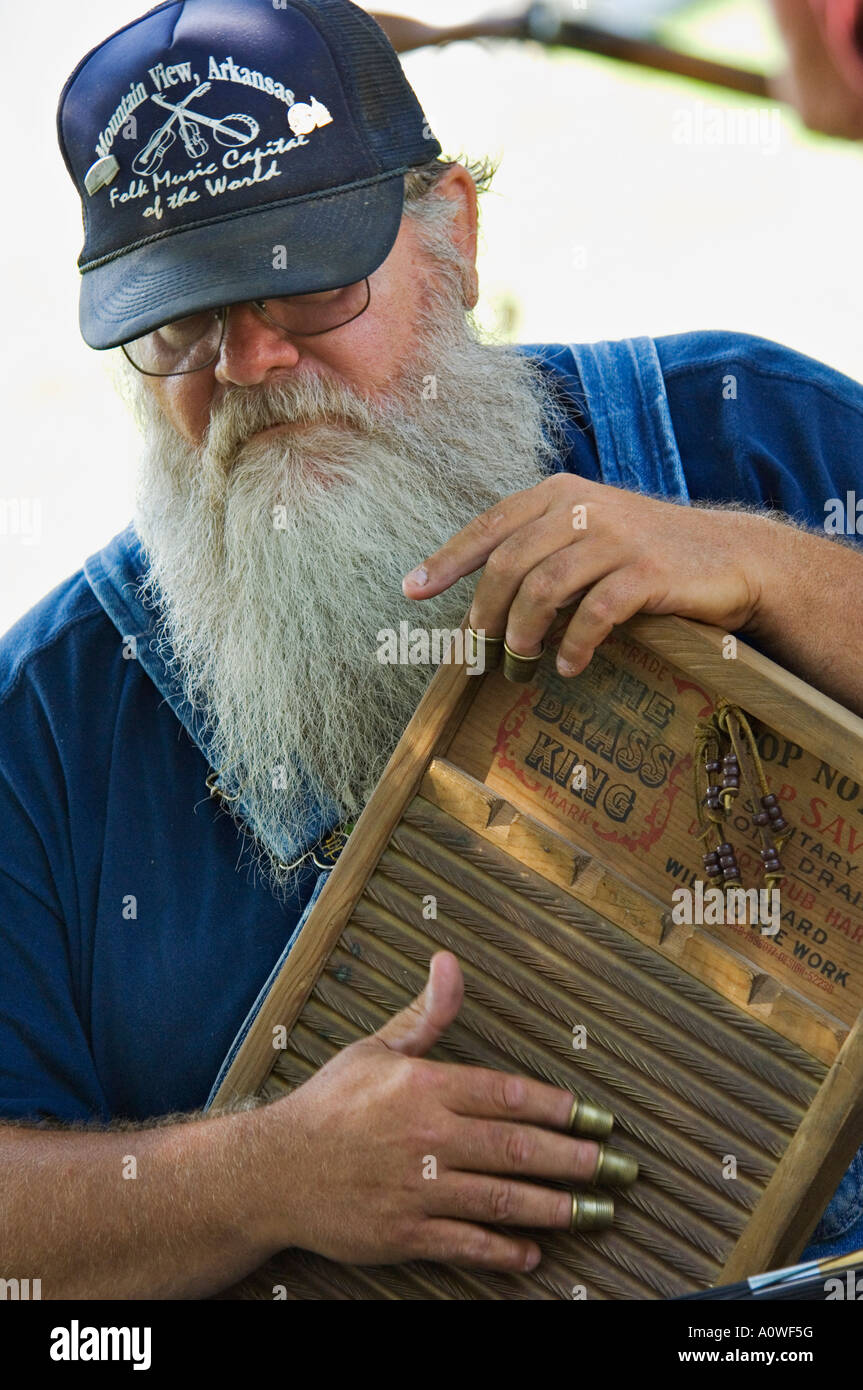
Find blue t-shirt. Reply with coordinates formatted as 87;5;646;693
2;332;862;1259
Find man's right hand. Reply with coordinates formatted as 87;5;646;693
266;951;634;1273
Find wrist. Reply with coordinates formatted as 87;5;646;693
729;510;794;640
239;1093;307;1257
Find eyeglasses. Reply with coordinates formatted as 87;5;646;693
121;278;371;377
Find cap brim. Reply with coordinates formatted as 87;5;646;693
80;174;406;350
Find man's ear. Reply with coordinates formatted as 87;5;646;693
430;164;480;308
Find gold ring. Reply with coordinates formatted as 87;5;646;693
570;1193;615;1233
503;640;545;684
593;1145;639;1188
568;1096;614;1140
467;626;505;671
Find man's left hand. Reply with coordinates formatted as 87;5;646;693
403;475;766;677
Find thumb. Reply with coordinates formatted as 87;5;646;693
374;951;464;1057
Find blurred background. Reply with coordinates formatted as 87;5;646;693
2;0;862;631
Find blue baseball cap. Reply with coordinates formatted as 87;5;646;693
57;0;441;349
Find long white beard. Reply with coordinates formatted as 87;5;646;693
132;288;562;890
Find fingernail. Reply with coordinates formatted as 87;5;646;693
557;658;577;677
405;566;428;588
524;1247;541;1271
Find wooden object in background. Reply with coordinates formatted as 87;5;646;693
370;11;772;99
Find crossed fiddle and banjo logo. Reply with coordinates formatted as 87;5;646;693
85;78;335;195
132;81;257;175
130;80;333;176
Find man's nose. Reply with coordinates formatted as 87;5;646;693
213;302;302;386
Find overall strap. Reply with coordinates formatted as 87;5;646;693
567;337;691;502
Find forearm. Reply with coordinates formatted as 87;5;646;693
743;513;863;716
0;1105;286;1300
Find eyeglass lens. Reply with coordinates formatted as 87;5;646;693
122;279;370;376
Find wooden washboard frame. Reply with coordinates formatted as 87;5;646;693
212;613;863;1300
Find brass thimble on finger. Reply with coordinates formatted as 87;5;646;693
593;1144;639;1188
467;626;504;672
570;1193;615;1233
568;1095;614;1140
503;640;545;684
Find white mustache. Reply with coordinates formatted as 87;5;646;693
204;376;383;473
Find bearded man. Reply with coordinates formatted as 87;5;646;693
2;0;863;1299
